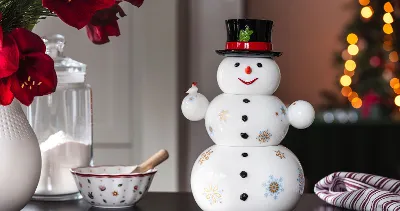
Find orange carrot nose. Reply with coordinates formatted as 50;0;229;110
245;66;252;74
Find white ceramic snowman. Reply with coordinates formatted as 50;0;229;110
181;19;315;211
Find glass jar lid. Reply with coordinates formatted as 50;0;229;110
43;34;87;84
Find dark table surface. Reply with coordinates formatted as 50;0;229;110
22;193;352;211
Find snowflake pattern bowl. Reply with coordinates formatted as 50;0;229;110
70;165;157;208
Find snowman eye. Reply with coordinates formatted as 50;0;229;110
234;63;240;67
257;63;262;67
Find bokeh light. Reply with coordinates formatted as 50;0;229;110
384;34;393;41
395;96;400;106
340;75;352;86
347;33;358;45
341;86;352;97
351;97;362;108
344;69;355;77
345;60;356;71
383;40;393;51
361;6;374;18
348;92;359;101
385;62;395;71
369;56;381;67
383;13;394;24
389;51;399;62
383;69;394;81
390;78;399;88
383;23;394;34
384;2;394;13
359;0;370;6
347;45;359;55
341;50;352;60
358;38;367;50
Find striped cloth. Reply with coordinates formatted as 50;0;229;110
314;172;400;211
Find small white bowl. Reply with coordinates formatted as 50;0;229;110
70;165;157;208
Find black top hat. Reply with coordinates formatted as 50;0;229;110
216;19;282;57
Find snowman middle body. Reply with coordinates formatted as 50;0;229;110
191;94;304;211
205;94;289;146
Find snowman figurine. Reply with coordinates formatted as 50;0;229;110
181;19;315;211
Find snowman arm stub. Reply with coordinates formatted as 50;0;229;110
181;82;210;121
287;100;315;129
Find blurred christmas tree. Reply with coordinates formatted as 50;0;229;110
327;0;400;119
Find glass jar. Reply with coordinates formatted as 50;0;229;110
26;34;93;201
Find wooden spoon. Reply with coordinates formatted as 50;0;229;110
131;149;169;174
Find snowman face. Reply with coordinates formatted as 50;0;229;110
217;57;281;95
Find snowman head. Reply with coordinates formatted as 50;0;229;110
217;57;281;95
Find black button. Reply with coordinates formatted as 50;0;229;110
243;99;250;103
242;153;248;157
241;133;249;139
242;115;248;122
240;193;248;201
240;171;247;178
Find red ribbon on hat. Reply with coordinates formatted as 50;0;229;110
226;42;272;51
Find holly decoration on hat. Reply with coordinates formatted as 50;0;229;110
239;26;253;42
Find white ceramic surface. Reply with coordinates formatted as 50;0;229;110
191;145;304;211
70;166;156;208
288;100;315;129
217;57;281;95
181;83;210;121
181;53;315;211
205;94;289;146
0;100;42;210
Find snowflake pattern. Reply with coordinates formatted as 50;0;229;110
257;130;272;143
297;168;305;195
218;110;229;122
203;185;223;205
262;175;284;200
280;106;286;115
275;150;285;159
199;149;213;165
208;126;214;136
187;96;196;102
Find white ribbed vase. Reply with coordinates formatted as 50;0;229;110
0;99;41;210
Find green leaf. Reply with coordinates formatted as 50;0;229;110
239;25;253;42
0;0;55;32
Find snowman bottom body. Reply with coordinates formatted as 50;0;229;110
191;145;304;211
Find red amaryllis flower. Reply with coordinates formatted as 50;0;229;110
85;3;126;44
0;13;2;47
0;34;19;79
0;13;19;79
42;0;116;29
0;78;13;105
0;28;57;106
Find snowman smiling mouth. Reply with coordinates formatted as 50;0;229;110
238;78;259;85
